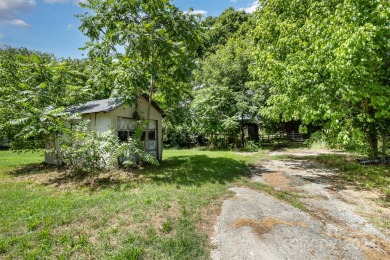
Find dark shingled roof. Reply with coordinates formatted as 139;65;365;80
66;98;124;114
67;95;164;115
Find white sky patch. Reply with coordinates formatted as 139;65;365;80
45;0;69;3
239;1;260;13
231;0;238;3
0;0;36;11
67;24;76;30
7;19;31;28
44;0;87;6
0;0;35;28
73;0;88;4
185;9;208;16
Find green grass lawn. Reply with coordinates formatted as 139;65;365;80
0;149;259;259
0;150;44;179
2;148;387;258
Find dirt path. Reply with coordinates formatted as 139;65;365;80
211;150;390;260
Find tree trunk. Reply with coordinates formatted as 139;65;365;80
381;133;387;162
210;134;214;148
363;98;378;158
367;126;378;159
144;75;153;152
241;114;244;148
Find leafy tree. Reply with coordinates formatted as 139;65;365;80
161;8;257;147
77;0;201;148
200;7;252;56
193;38;262;147
0;47;89;151
251;0;390;157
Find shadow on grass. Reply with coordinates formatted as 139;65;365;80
4;154;250;190
7;163;56;176
144;154;249;186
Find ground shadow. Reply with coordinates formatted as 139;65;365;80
143;154;249;186
4;154;250;190
7;162;57;176
280;158;349;191
249;165;279;177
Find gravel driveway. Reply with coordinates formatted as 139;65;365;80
211;150;390;260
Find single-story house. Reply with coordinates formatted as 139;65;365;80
45;94;164;165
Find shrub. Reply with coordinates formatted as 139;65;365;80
60;124;118;177
60;121;159;177
110;127;159;169
242;140;259;152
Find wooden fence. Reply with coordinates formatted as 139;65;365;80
260;131;306;142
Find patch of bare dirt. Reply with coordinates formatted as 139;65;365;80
232;217;306;236
360;234;390;260
197;196;227;248
261;172;291;190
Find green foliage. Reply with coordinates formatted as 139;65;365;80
200;7;252;55
193;38;262;147
78;0;201;107
243;141;260;152
110;126;159;169
60;121;159;175
164;123;196;148
306;129;367;153
0;149;255;258
0;47;90;151
60;123;119;176
251;0;390;156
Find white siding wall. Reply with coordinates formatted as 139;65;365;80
109;104;136;129
110;96;163;160
45;138;62;165
137;96;163;161
84;113;111;132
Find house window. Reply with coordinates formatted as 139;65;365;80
140;130;156;141
117;117;136;142
118;131;128;142
117;117;156;141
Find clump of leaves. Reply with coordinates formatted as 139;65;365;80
59;122;118;178
110;126;159;169
59;120;158;177
242;141;260;152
